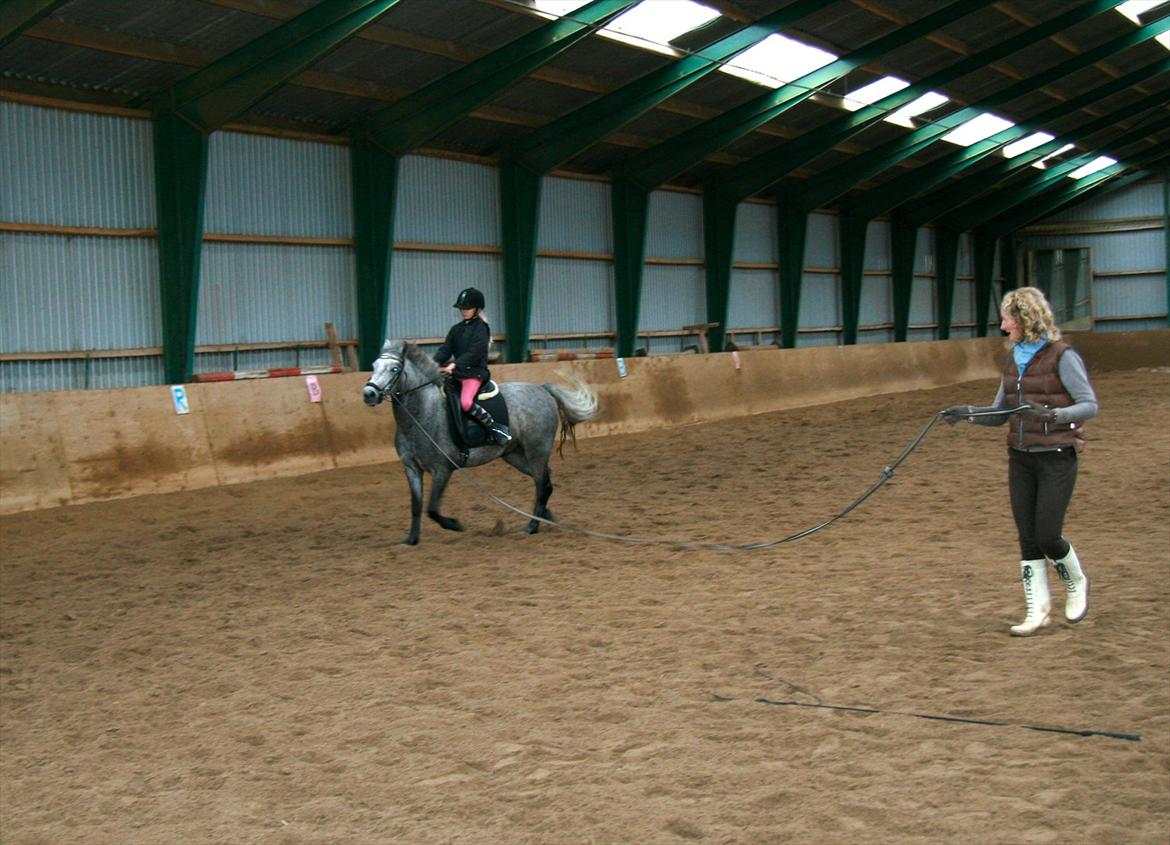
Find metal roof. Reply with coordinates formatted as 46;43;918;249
2;0;1168;208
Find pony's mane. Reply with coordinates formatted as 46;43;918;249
400;341;443;379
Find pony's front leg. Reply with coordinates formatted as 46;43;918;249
402;463;424;545
426;466;463;532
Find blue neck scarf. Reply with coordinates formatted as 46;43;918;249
1013;339;1047;375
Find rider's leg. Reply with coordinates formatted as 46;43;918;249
459;378;511;443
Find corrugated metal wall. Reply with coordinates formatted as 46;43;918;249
1019;177;1167;333
4;100;1164;393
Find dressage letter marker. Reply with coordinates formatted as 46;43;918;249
305;375;322;403
170;385;190;415
616;357;628;379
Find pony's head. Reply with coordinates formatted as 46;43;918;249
362;340;442;406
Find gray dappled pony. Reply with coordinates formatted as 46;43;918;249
362;340;600;545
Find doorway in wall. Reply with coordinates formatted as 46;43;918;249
1029;246;1093;331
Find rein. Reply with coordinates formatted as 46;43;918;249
388;397;1031;552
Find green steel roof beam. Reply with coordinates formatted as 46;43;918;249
509;0;828;175
942;115;1170;232
621;0;989;190
984;158;1168;238
163;0;404;131
898;83;1169;226
713;0;1120;204
844;61;1170;221
0;0;68;47
791;18;1169;213
366;0;640;156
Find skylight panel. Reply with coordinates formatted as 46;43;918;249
1032;143;1076;168
842;76;910;111
1003;132;1055;158
941;113;1015;146
1068;155;1117;179
598;0;721;56
720;34;838;88
884;91;949;127
1115;1;1161;25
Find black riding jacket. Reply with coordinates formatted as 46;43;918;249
434;317;491;381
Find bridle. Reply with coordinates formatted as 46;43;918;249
364;351;442;406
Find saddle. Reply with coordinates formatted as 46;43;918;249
443;379;510;449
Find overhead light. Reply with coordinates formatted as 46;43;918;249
941;113;1015;146
885;91;949;127
1032;143;1077;168
1003;132;1055;158
531;0;591;19
842;76;911;111
598;0;721;56
720;33;838;88
1068;156;1117;179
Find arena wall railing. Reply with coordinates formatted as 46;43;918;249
2;331;1165;515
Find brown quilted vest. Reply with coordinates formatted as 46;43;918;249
1002;341;1085;451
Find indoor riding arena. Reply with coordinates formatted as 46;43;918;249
2;1;1169;843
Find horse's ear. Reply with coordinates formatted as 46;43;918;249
380;339;393;354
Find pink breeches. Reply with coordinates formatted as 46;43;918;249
458;377;483;411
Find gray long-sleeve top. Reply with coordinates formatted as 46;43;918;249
971;347;1099;427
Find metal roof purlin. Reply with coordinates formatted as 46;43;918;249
363;0;641;156
163;0;405;131
0;0;68;48
507;0;829;175
620;0;992;191
788;16;1170;213
846;61;1170;221
940;115;1170;233
984;156;1168;237
712;0;1120;204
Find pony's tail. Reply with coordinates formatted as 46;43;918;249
543;373;599;458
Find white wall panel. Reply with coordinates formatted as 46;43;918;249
538;177;610;254
396;155;499;245
645;191;702;260
733;202;776;264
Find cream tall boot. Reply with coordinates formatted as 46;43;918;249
1010;560;1051;637
1052;545;1090;623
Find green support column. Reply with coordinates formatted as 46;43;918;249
703;190;738;353
777;203;808;349
153;110;210;386
612;178;650;358
839;215;868;345
350;130;399;368
890;217;918;342
972;230;998;337
934;226;960;340
1000;236;1018;293
499;162;542;364
1165;170;1169;328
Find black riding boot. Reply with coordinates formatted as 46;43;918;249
467;402;511;444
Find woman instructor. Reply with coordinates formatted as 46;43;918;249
942;287;1098;636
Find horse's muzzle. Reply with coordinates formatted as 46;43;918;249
362;384;383;406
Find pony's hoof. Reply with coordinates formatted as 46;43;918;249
442;519;464;532
401;536;419;546
523;522;540;535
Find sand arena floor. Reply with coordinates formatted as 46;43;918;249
2;369;1168;844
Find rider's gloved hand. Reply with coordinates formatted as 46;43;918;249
940;405;973;425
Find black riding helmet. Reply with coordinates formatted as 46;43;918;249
453;287;485;310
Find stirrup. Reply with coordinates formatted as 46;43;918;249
491;425;512;444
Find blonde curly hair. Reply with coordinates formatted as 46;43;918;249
1001;286;1061;343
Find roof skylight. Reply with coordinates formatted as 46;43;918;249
884;91;949;127
599;0;721;55
1115;1;1161;25
1002;132;1055;158
1068;155;1118;179
1115;1;1170;51
531;0;720;56
842;76;911;110
1032;143;1077;168
720;34;838;88
941;113;1015;146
